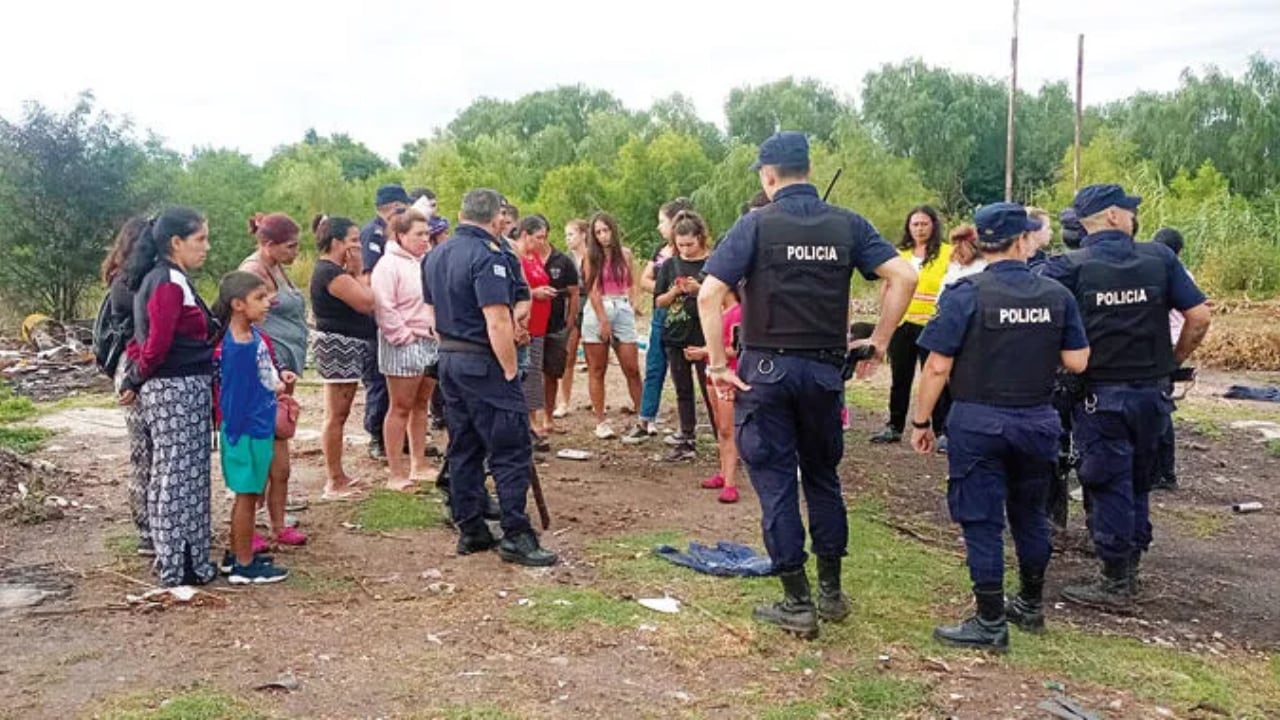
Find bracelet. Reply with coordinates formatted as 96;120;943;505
707;365;729;375
910;418;932;430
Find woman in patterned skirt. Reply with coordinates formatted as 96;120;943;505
119;207;218;587
310;215;377;499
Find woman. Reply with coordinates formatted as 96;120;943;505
625;197;694;443
120;207;217;587
940;224;987;294
371;209;437;491
651;210;714;461
240;213;308;547
310;214;376;499
871;205;952;444
102;216;151;554
581;212;643;439
554;219;589;419
515;215;557;449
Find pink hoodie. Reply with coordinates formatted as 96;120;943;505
371;241;432;346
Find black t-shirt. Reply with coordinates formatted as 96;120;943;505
543;250;580;334
655;255;708;348
310;259;377;339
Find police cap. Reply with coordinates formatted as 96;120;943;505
749;131;809;171
375;184;411;207
1072;183;1141;218
974;202;1042;243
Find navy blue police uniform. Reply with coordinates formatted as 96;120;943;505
359;184;411;453
424;220;553;565
918;203;1089;649
1038;184;1206;608
704;132;897;637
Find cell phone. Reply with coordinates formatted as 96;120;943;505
731;325;741;353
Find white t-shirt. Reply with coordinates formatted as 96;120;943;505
939;259;988;300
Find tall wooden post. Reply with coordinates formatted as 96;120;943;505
1074;34;1085;192
1004;0;1020;202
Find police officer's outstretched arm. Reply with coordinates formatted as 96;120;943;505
697;274;750;393
856;255;917;378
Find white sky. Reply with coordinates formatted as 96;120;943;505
3;0;1276;162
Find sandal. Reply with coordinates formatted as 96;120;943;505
275;526;308;546
386;479;418;494
320;486;360;502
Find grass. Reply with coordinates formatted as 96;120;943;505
0;426;52;454
1267;439;1280;457
352;490;444;531
510;586;643;630
91;688;264;720
0;390;38;423
1155;506;1229;539
37;392;120;415
415;706;519;720
846;383;889;413
760;670;934;719
104;532;141;562
289;567;357;594
1175;394;1280;438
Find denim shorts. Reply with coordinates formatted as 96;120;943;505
581;295;638;345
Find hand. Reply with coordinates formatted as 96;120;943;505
911;426;936;455
684;347;707;361
707;367;750;400
682;277;701;294
279;370;298;395
118;390;136;406
503;368;519;383
533;286;557;301
345;247;364;274
850;337;888;380
599;320;612;342
515;326;531;345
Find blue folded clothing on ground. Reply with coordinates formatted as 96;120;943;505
1223;385;1280;402
654;541;774;577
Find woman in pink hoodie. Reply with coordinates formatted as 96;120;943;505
371;209;437;491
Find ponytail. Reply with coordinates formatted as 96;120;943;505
313;214;357;253
125;206;206;291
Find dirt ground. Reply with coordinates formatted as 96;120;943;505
1;354;1278;719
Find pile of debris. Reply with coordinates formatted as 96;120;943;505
0;315;111;402
0;447;66;524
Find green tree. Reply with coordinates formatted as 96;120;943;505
725;77;848;146
646;93;727;161
606;131;713;257
268;130;388;183
691;144;762;240
174;148;266;278
0;94;167;318
812;119;935;238
534;162;610;246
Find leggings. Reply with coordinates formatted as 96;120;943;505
887;321;950;434
666;347;713;436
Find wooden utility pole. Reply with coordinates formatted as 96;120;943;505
1004;0;1020;201
1074;34;1085;192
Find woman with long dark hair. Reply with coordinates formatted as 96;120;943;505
871;205;952;444
581;212;643;439
120;206;218;586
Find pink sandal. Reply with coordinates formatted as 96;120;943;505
251;533;271;554
275;526;308;546
718;486;740;504
701;473;725;489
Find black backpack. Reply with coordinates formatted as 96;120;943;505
92;292;130;377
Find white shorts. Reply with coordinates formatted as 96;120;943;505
581;296;638;345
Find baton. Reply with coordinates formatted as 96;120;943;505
529;461;551;530
822;168;843;202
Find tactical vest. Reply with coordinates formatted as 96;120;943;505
741;205;853;350
1068;244;1174;382
950;271;1068;407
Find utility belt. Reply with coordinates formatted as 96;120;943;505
745;346;845;368
439;337;496;359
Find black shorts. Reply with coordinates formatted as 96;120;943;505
543;330;569;379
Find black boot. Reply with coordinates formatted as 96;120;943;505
815;556;851;623
1005;569;1045;633
1061;557;1133;611
456;522;498;555
869;424;902;444
499;531;558;567
753;569;819;639
934;587;1009;652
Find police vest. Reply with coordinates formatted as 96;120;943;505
1067;244;1174;382
950;271;1068;407
741;205;853;350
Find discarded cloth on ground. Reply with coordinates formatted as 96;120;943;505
654;541;774;577
1223;385;1280;403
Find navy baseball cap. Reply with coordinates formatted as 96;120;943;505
750;131;810;171
974;202;1042;243
375;184;411;207
1072;183;1141;218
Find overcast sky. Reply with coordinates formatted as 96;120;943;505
3;0;1276;162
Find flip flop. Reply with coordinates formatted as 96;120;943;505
386;479;418;494
320;487;360;502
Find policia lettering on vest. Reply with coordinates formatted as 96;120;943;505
697;131;919;639
1038;184;1211;613
910;202;1091;652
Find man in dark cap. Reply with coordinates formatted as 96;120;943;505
1038;184;1210;611
697;131;918;639
359;183;411;460
910;202;1090;651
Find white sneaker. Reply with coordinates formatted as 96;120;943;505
594;422;616;440
552;404;569;419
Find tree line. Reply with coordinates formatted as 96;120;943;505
1;56;1277;320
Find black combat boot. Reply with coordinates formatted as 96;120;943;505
498;532;558;567
933;587;1009;652
815;556;851;623
753;568;819;639
1005;569;1046;633
456;521;498;555
1061;557;1133;611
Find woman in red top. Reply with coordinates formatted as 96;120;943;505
516;215;557;445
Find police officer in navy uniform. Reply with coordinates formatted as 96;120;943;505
1039;184;1210;610
910;203;1090;651
698;132;917;639
359;183;412;460
423;188;556;567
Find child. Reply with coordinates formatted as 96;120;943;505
685;289;741;503
214;271;293;584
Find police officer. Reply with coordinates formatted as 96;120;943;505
698;132;917;639
1039;184;1210;610
910;203;1090;651
360;183;411;460
423;188;556;567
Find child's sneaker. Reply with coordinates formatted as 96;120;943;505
718;486;740;504
274;527;308;546
594;422;616;440
228;557;289;585
701;473;725;489
620;422;650;444
220;550;274;575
